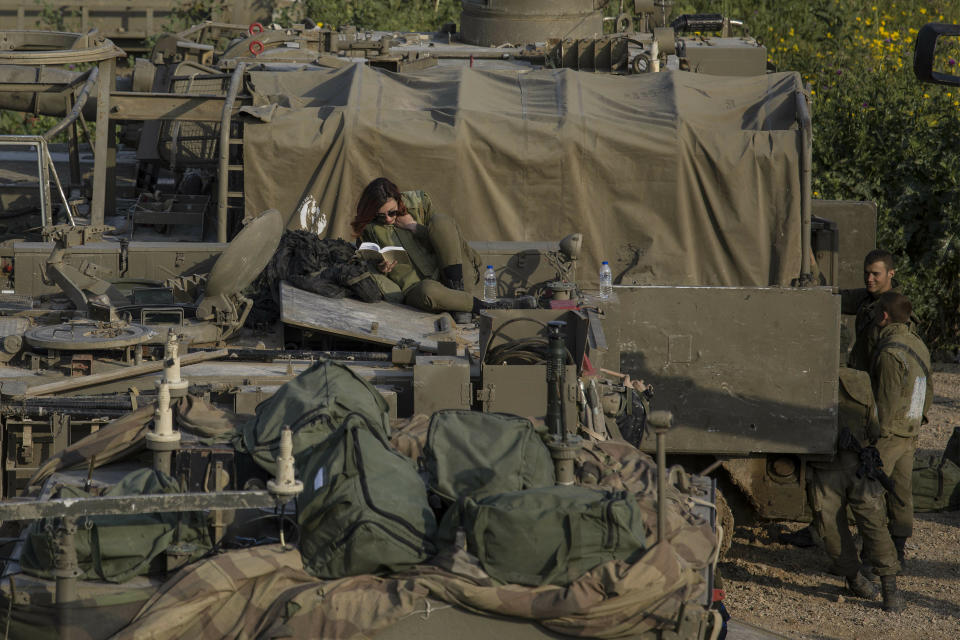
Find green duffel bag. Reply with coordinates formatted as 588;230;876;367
445;485;648;587
423;410;555;503
912;454;960;512
20;468;212;583
236;358;391;475
298;414;437;578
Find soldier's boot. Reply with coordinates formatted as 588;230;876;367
892;536;907;566
845;573;879;600
881;575;905;613
440;264;465;291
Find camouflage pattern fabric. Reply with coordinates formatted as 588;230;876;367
27;404;154;490
27;396;242;490
389;413;431;460
113;439;715;639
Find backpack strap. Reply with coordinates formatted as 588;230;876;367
871;339;930;379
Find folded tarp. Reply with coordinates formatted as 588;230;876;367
242;64;805;287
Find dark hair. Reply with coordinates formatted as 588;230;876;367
351;177;407;237
864;249;894;272
878;291;912;324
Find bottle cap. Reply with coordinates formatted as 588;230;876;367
602;261;609;265
487;265;493;269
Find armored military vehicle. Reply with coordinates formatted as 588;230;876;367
0;1;882;637
0;0;879;525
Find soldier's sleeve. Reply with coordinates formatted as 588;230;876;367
840;288;866;315
866;400;881;443
872;352;906;437
419;191;434;225
402;190;434;226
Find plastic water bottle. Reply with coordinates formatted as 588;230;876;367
483;265;497;302
598;261;613;299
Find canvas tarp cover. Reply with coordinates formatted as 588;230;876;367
242;65;805;287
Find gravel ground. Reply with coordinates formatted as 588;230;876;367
719;366;960;639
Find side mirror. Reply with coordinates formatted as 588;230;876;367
914;23;960;86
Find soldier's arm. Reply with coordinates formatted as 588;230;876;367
403;190;433;226
866;401;882;443
872;352;906;436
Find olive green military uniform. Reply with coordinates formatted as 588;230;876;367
808;368;900;578
841;282;907;371
870;323;932;539
362;191;481;313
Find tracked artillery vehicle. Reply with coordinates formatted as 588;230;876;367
0;0;877;531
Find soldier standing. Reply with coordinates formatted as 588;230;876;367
841;249;902;371
870;292;932;576
808;327;903;611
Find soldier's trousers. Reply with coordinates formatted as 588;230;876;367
427;213;481;290
875;434;917;538
808;462;900;577
403;214;480;313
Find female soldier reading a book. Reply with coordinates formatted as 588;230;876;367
351;177;529;314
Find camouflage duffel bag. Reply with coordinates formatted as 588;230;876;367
423;410;555;503
443;485;648;587
20;468;212;583
298;414;437;578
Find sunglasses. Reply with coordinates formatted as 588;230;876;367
376;209;400;223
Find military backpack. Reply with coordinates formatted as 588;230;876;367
423;410;555;503
236;359;391;475
298;414;437;578
441;485;648;587
20;469;212;583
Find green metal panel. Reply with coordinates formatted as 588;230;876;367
812;200;877;290
605;286;839;455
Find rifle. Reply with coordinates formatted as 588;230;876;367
837;428;906;506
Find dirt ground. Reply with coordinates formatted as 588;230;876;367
720;365;960;639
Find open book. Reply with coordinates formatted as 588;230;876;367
357;242;410;265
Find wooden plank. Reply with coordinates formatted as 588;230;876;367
26;348;228;397
280;282;478;353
